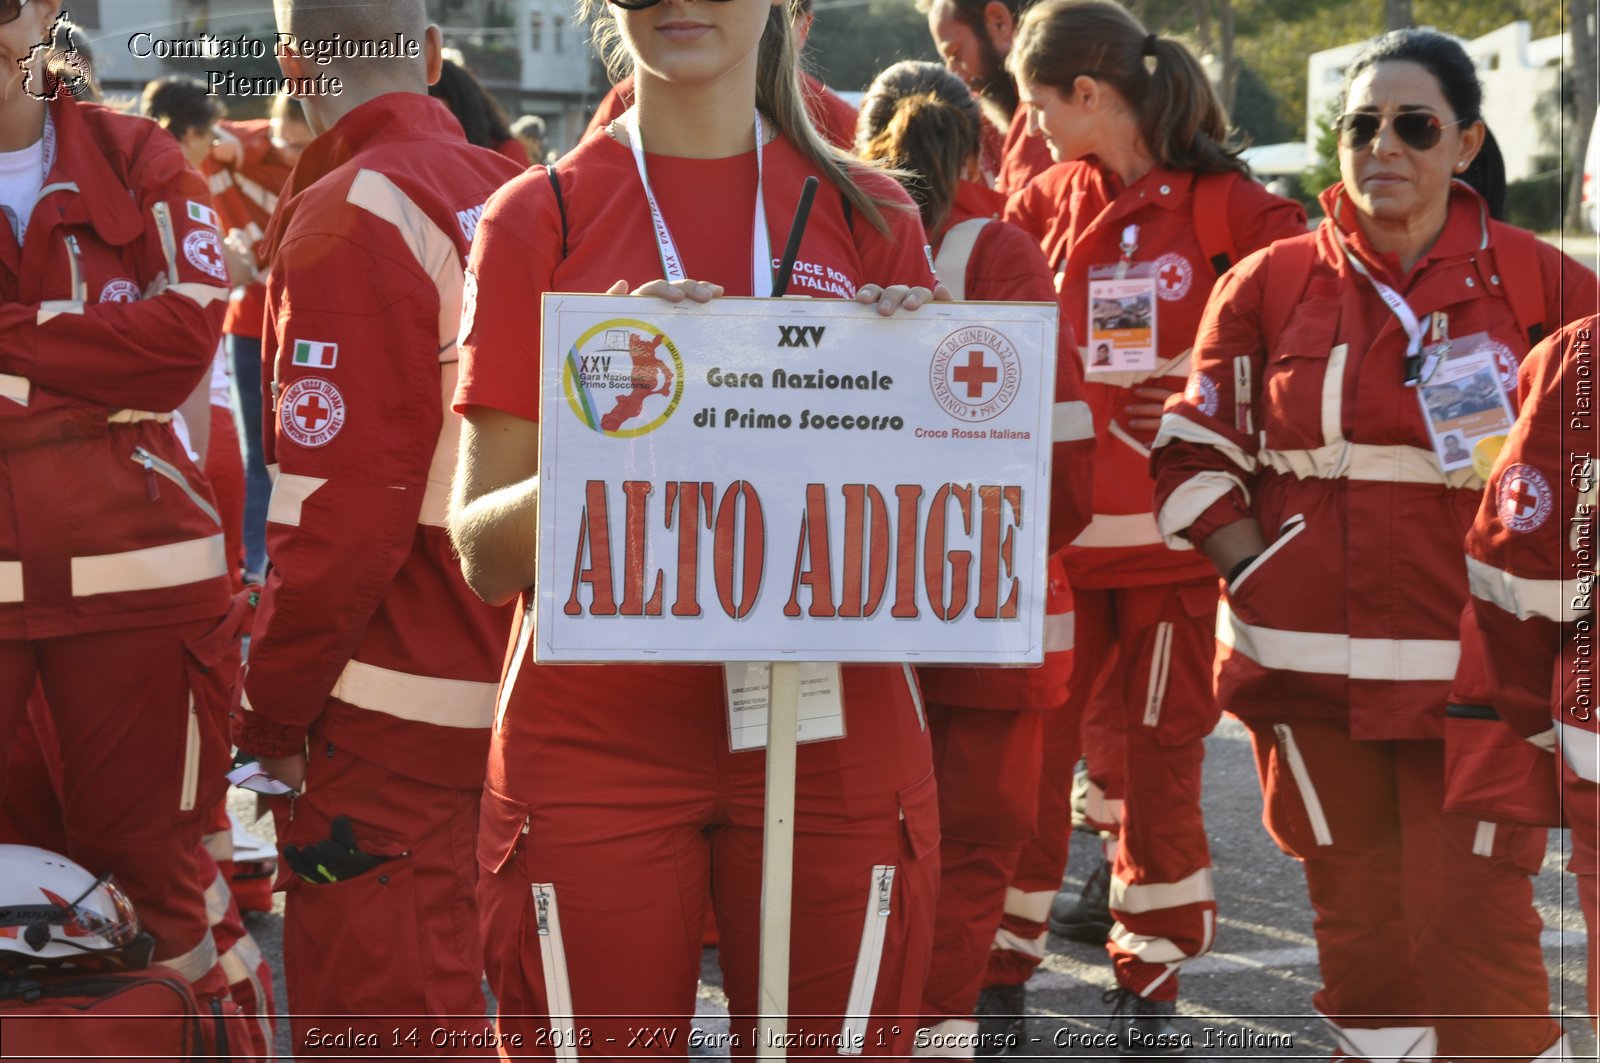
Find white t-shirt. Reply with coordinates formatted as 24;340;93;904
0;135;44;244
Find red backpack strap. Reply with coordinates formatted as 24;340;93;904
1192;172;1241;278
1257;232;1318;355
1489;223;1549;348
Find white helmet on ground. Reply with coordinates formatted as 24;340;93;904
0;845;142;969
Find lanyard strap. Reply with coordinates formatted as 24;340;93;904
622;107;772;297
1336;232;1424;358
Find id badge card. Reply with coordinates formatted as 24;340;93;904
1086;264;1159;375
723;663;846;752
1415;331;1516;473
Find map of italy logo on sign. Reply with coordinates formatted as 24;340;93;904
563;319;685;437
929;326;1022;422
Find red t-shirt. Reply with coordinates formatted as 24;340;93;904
994;107;1053;198
456;129;934;709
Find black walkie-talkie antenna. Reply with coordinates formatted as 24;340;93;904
772;176;820;297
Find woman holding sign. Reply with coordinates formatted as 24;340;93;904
1151;30;1594;1062
997;0;1306;1035
855;60;1096;1045
450;0;945;1052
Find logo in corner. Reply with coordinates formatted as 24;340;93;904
19;13;92;102
279;377;346;449
930;326;1021;423
1496;463;1552;534
563;319;685;437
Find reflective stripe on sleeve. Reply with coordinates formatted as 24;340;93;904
0;373;29;406
1156;470;1249;549
345;168;463;355
1466;554;1576;623
1052;400;1094;442
37;300;84;324
0;561;20;603
329;659;498;729
168;282;231;308
1044;610;1075;653
1217;601;1459;681
71;535;227;597
265;472;327;528
1152;411;1258;474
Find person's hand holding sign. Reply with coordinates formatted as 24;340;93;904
606;278;725;302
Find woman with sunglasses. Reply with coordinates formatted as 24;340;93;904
853;59;1095;1048
1151;29;1594;1062
0;0;237;1003
450;0;942;1051
994;0;1306;1037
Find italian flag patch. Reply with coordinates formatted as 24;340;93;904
187;200;219;230
292;339;339;369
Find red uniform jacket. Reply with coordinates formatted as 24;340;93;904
917;182;1094;709
584;73;860;151
203;119;295;341
1006;161;1306;588
236;95;521;788
1459;316;1600;783
0;97;231;639
1151;183;1596;740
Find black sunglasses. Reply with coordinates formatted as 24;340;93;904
0;0;30;26
1337;110;1463;152
607;0;738;9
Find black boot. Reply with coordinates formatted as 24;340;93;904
1103;987;1188;1057
973;984;1026;1056
1048;857;1114;944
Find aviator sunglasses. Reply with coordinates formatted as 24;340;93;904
0;0;30;25
1337;110;1464;152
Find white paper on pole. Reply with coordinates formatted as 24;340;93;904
535;294;1059;664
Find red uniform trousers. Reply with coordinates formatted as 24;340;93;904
1080;660;1127;846
985;689;1086;988
0;616;233;982
204;404;245;591
921;701;1045;1023
1564;757;1598;1031
1245;717;1560;1061
269;723;487;1058
477;666;939;1057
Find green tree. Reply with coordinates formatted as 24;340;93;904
805;0;939;94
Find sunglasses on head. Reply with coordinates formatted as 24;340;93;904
1337;110;1463;152
0;0;30;26
607;0;738;9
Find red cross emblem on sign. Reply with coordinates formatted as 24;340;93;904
294;394;331;431
952;349;999;399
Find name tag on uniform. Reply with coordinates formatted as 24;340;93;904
723;662;846;752
1087;265;1158;375
1415;332;1516;473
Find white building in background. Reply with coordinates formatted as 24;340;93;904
1306;21;1565;183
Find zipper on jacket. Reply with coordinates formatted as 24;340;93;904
839;864;896;1053
131;447;221;525
1274;724;1333;846
179;693;200;813
63;234;85;302
531;883;579;1063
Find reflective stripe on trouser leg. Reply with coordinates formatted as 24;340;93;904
1321;1017;1437;1063
531;883;579;1063
840;864;896;1055
160;930;221;983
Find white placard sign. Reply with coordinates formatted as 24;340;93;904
535;295;1059;664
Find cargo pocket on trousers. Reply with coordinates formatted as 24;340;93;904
1259;723;1335;860
478;786;531;875
284;851;425;1016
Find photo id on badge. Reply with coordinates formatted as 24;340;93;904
724;663;846;752
1415;332;1516;473
1087;265;1158;375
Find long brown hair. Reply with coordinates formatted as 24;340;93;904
579;0;903;234
857;61;980;235
1007;0;1247;176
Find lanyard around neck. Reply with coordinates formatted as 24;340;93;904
621;107;772;298
1336;231;1425;362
